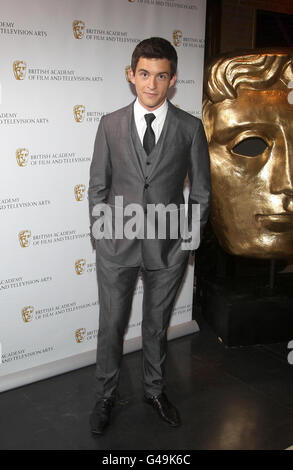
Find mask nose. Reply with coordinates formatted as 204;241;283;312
269;129;293;203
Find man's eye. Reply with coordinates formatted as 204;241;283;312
158;75;167;80
232;137;268;157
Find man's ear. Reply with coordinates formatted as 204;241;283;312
129;68;136;85
169;73;177;88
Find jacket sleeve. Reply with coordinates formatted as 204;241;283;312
187;119;211;243
88;116;112;235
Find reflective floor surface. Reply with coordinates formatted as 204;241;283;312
1;312;293;450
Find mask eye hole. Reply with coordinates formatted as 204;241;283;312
232;137;268;157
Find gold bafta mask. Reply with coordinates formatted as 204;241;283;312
75;328;86;343
75;259;86;275
202;49;293;258
73;20;85;39
73;105;85;122
74;184;86;201
16;148;29;167
22;306;34;323
13;60;27;80
19;230;31;247
173;30;183;47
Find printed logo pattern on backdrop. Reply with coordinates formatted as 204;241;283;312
73;105;85;122
13;60;27;80
0;0;206;392
125;66;131;83
16;148;29;166
173;30;183;47
73;20;85;39
75;259;86;275
18;230;31;248
22;306;34;323
74;184;86;202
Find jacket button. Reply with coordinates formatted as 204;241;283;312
146;161;151;165
144;183;149;189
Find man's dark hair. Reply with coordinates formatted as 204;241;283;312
131;37;178;78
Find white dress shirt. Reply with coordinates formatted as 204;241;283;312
133;98;168;145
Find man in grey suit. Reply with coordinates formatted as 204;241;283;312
88;37;210;434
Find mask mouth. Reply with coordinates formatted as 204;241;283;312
255;213;293;232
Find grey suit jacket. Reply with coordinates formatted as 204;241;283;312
88;100;211;269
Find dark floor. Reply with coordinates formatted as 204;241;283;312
1;312;293;450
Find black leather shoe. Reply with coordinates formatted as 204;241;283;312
90;397;115;435
144;393;181;427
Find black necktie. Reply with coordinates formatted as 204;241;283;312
143;113;156;155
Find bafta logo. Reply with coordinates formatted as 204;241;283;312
73;104;85;122
16;148;29;167
75;328;86;343
173;30;183;47
22;306;34;323
74;184;86;201
73;20;85;39
13;60;27;80
19;230;31;248
75;259;86;275
125;65;131;83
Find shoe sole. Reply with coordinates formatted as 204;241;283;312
144;399;181;427
91;429;105;435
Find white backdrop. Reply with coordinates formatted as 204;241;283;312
0;0;206;392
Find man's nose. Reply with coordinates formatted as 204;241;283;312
269;131;293;197
147;76;156;89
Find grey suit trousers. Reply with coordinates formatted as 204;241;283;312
94;253;189;400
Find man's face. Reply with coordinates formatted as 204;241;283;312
129;57;176;111
206;84;293;258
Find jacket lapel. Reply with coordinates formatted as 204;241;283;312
125;101;145;181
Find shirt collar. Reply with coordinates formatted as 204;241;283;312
134;98;168;122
